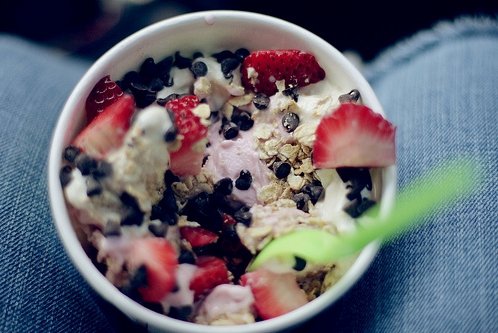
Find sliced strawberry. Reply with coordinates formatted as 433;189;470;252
180;226;219;248
127;238;178;303
73;94;135;158
240;49;325;96
240;269;308;319
222;213;237;226
166;95;208;176
313;103;396;168
86;75;124;122
189;256;229;299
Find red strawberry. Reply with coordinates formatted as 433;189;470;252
313;103;396;168
222;213;237;226
86;75;124;122
166;95;208;176
180;226;219;248
240;49;326;96
127;238;178;303
73;94;135;158
189;256;229;299
240;269;308;319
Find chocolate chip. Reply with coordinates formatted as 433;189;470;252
234;206;252;226
59;165;73;187
191;61;208;77
283;86;299;102
158;187;178;214
221;58;240;78
212;50;236;63
222;122;239;139
129;79;157;108
168;306;193;321
164;127;178;142
164;169;180;186
202;155;209;166
253;93;270;110
293;192;310;212
121;207;144;226
148;78;164;92
121;265;147;298
181;192;222;231
235;48;250;60
273;161;291;179
173;51;192;69
134;90;157;108
301;184;323;204
231;108;254;131
75;154;97;176
214;178;233;196
336;167;372;201
121;71;141;90
338;89;361;103
293;256;306;271
150;204;176;225
129;80;148;92
282;112;300;132
193;243;221;257
156;55;174;79
139;57;156;83
120;192;143;226
235;170;252;190
92;160;112;179
178;249;196;264
344;198;376;218
148;223;168;237
86;177;102;197
63;145;81;163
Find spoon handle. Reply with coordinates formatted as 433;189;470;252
250;158;480;270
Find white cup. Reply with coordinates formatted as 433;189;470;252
48;10;396;333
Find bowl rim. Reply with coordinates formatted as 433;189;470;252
48;10;396;333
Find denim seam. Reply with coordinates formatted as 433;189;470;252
365;15;498;83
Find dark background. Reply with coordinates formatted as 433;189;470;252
1;0;497;61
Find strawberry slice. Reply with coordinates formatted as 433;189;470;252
127;238;178;303
73;94;135;158
313;103;396;168
240;49;325;96
86;75;124;122
189;256;229;299
222;213;237;226
240;269;308;319
166;95;208;176
180;226;219;248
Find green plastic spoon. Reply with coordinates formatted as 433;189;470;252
249;158;480;270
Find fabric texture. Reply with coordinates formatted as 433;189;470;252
299;16;498;333
0;16;496;333
0;36;121;333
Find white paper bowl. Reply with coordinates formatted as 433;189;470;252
48;10;396;333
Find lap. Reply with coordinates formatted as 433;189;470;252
301;17;497;333
1;17;496;332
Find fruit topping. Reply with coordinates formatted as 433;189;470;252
313;103;396;168
85;75;124;121
240;269;308;319
241;49;325;95
127;238;178;303
74;94;135;158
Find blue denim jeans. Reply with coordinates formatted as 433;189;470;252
0;17;496;333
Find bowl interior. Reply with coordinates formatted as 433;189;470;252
49;10;395;333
